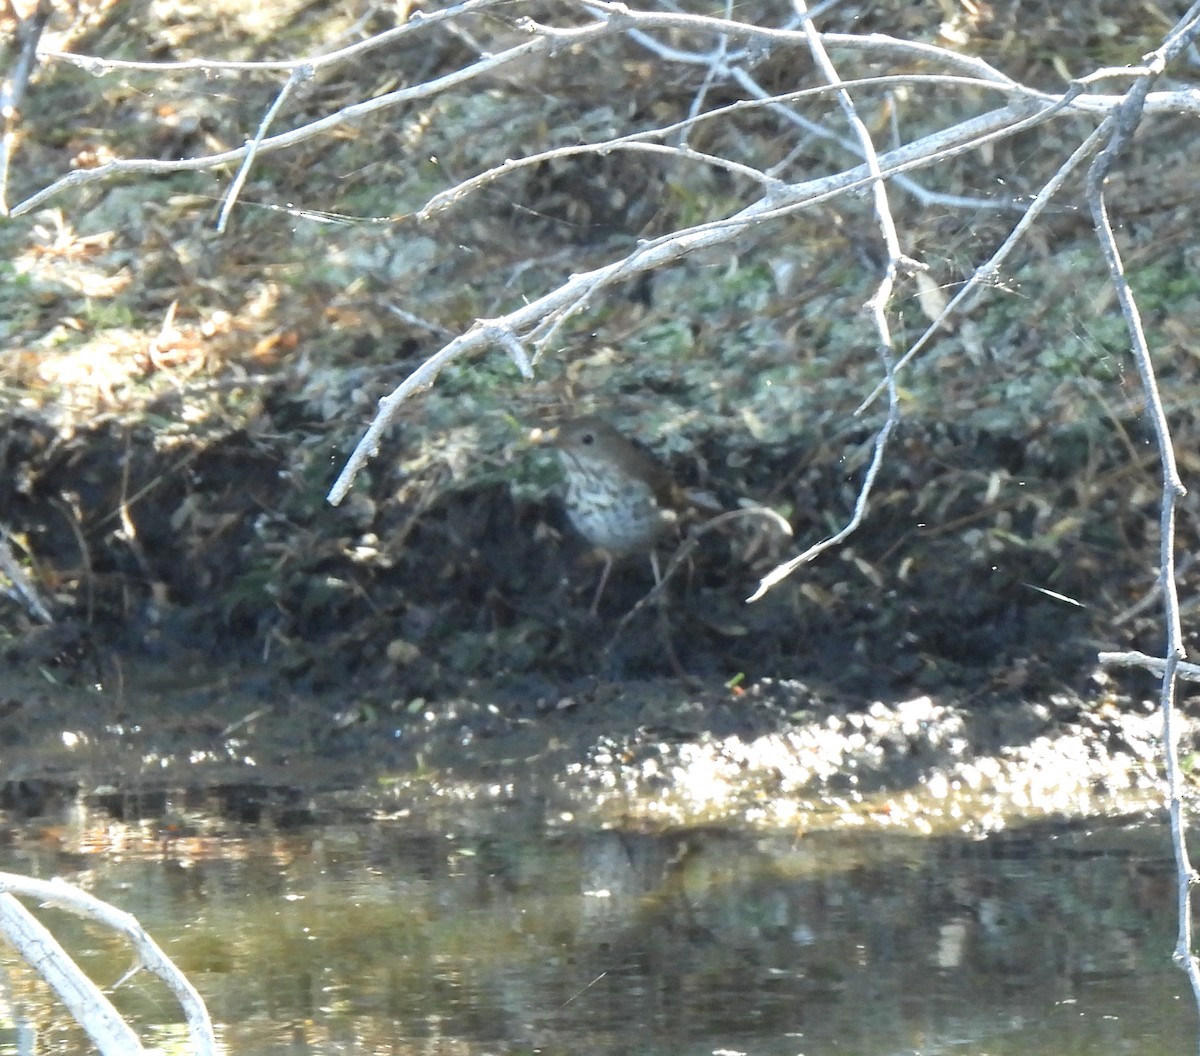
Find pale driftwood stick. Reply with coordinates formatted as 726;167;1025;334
0;873;220;1055
0;892;145;1055
1098;651;1200;684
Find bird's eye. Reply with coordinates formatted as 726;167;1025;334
581;433;594;445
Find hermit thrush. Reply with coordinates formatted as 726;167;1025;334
553;417;686;613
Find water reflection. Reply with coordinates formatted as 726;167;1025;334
0;798;1190;1055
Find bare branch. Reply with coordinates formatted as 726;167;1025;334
327;98;1054;506
38;0;518;75
855;120;1110;416
416;73;1028;222
1084;0;1200;1023
17;4;1200;218
724;63;1018;212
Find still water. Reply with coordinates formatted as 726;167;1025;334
0;793;1193;1055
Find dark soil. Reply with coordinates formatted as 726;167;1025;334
0;404;1184;833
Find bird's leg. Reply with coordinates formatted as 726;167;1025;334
588;552;615;616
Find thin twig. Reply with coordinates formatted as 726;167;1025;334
678;0;732;148
725;63;1021;212
328;91;1088;507
854;118;1109;416
216;63;314;233
17;5;1200;217
39;0;513;75
748;0;907;602
525;96;1068;367
607;505;790;642
416;73;1029;222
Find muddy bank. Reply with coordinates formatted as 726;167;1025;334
0;392;1185;832
0;626;1178;838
